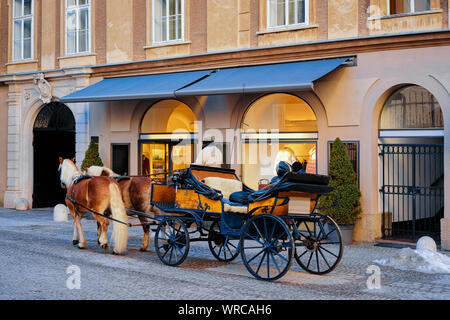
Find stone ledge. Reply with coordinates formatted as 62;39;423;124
441;218;450;250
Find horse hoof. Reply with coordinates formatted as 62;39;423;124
78;246;85;250
102;244;108;250
73;240;79;245
140;248;147;252
112;250;119;255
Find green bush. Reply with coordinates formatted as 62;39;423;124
319;138;361;225
81;140;104;171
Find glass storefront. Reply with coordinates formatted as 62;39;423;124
243;140;317;190
140;100;196;181
241;93;318;190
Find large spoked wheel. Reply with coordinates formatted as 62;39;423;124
293;215;343;275
154;217;190;267
208;221;240;262
240;215;294;281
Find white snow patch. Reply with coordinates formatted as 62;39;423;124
374;248;450;274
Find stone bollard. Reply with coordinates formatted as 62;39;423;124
15;198;29;211
53;204;69;222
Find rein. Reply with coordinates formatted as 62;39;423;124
65;194;132;227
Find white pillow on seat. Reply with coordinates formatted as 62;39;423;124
202;177;243;199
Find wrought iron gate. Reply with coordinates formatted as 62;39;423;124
379;144;444;242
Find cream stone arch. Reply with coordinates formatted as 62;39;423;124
129;96;205;173
230;91;329;175
20;96;79;208
359;76;450;241
130;97;206;133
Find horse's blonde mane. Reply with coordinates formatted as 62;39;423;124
60;159;82;187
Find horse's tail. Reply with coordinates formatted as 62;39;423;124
109;182;129;254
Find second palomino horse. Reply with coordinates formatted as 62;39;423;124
85;166;153;251
59;158;129;254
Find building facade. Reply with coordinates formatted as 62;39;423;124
0;0;449;248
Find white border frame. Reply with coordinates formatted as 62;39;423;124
12;0;34;61
152;0;185;45
266;0;310;30
64;0;92;56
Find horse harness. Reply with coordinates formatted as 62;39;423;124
65;174;132;227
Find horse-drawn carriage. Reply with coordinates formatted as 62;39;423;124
149;164;343;281
61;159;343;281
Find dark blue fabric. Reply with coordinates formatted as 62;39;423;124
229;191;251;205
60;70;213;102
270;176;281;184
176;57;349;96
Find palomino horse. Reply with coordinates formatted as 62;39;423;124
59;158;129;254
85;166;153;251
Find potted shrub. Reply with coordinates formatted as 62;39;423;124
319;137;361;244
81;140;104;171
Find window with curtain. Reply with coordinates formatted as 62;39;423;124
389;0;431;15
13;0;33;61
268;0;308;28
153;0;184;43
66;0;90;55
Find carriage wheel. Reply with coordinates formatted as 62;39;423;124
208;221;240;262
293;215;343;275
240;215;294;281
154;217;190;267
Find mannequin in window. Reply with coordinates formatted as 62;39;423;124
195;143;223;168
142;155;150;175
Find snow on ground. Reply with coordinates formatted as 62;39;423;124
374;248;450;274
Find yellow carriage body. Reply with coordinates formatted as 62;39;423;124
150;165;326;216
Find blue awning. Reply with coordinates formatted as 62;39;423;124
175;57;349;96
60;57;349;102
60;69;214;103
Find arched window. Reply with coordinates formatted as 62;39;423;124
241;93;318;190
33;102;75;131
140;99;196;133
380;85;443;131
140;100;197;180
242;93;317;132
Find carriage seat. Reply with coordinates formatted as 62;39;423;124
202;176;243;199
202;177;248;214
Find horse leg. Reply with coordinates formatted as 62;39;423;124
67;204;79;245
72;225;79;245
97;221;101;244
74;214;86;249
137;216;150;251
99;218;110;250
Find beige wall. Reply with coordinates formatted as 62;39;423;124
106;0;133;64
0;85;7;206
328;0;358;39
207;0;239;52
87;45;450;243
0;0;448;73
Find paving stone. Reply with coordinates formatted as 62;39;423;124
0;208;449;300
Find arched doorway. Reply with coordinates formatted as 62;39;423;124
33;102;75;208
139;100;197;182
241;93;318;190
379;85;444;242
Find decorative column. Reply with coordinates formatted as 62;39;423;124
4;83;25;209
71;75;91;169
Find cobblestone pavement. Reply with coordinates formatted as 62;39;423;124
0;208;449;300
